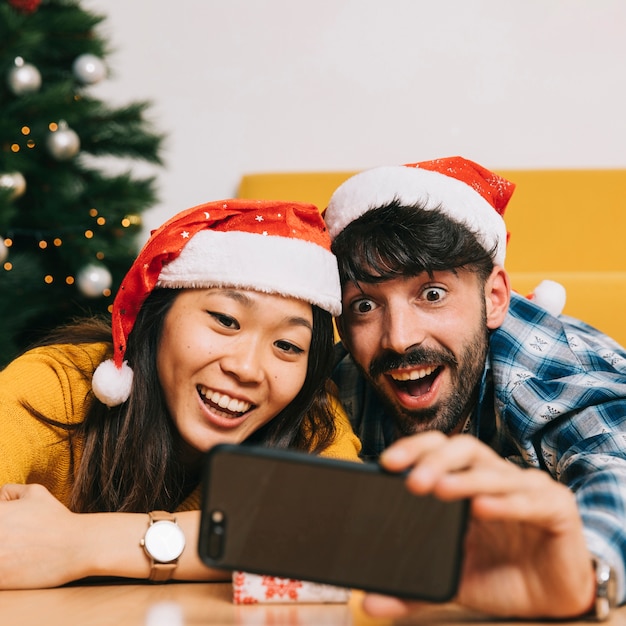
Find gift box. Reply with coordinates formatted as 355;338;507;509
232;571;351;604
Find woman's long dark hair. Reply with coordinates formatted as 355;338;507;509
26;288;337;513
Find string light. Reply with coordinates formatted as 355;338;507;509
1;206;135;294
123;214;142;227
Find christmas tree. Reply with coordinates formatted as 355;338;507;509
0;0;164;367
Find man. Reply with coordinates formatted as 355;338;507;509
324;156;626;620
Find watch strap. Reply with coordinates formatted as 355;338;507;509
592;558;616;621
149;560;178;582
149;510;176;524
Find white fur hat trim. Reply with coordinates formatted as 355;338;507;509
157;229;342;316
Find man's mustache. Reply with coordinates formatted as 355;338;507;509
369;346;458;378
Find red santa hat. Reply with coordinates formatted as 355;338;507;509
325;156;515;266
92;199;341;407
325;156;566;316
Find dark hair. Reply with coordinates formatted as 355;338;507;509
331;201;495;286
26;288;337;513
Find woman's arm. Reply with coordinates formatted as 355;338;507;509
0;483;228;589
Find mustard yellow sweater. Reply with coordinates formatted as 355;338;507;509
0;343;361;511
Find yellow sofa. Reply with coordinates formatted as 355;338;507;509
238;169;626;347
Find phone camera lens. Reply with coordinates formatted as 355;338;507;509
208;509;226;559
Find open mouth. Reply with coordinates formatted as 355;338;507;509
389;366;442;397
197;385;254;418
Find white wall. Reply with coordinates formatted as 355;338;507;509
83;0;626;233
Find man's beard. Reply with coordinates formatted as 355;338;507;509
362;317;489;436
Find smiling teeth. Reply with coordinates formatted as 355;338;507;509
199;386;251;414
391;366;437;381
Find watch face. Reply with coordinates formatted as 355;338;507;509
594;558;616;621
144;520;186;563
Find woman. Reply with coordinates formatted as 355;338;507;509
0;199;360;589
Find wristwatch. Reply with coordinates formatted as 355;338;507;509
140;510;186;582
592;558;617;621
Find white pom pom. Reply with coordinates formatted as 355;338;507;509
529;280;567;317
92;359;134;407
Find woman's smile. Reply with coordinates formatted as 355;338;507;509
197;385;254;416
196;384;256;430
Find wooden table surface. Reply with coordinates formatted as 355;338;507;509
2;580;626;626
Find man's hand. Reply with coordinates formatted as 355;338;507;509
363;432;596;619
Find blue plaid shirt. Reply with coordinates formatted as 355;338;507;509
333;292;626;603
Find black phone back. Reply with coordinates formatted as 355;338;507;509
198;444;468;602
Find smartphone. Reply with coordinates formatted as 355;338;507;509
198;444;468;602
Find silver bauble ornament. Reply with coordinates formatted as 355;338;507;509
77;263;112;298
47;121;80;160
0;239;8;264
72;53;107;85
7;57;42;95
0;172;27;199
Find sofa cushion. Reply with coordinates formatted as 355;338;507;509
238;169;626;346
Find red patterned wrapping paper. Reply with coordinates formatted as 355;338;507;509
232;571;351;604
